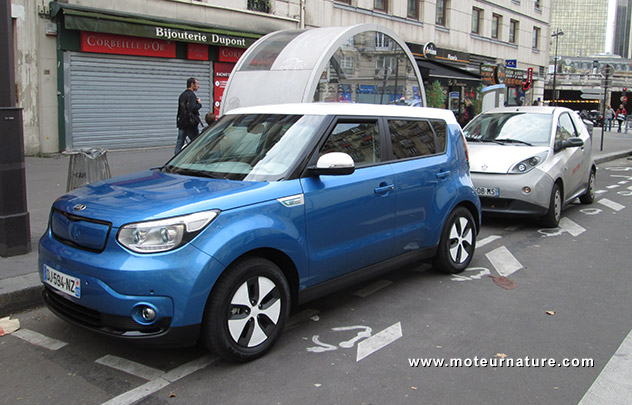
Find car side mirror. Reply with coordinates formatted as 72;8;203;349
561;137;584;149
307;152;355;176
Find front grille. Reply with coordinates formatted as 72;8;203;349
43;287;171;337
50;208;111;253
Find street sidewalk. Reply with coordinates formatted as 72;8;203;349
2;128;632;316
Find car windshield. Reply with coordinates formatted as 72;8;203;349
463;112;553;146
164;113;325;181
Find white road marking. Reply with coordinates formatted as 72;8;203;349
450;267;491;282
617;181;629;184
96;355;164;381
102;355;216;405
581;208;603;215
596;190;608;194
598;198;625;211
606;185;620;189
486;246;523;277
12;329;68;350
628;185;632;191
354;280;393;297
579;328;632;405
559;217;586;237
356;322;402;362
477;235;502;248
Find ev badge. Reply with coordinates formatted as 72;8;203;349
73;204;87;211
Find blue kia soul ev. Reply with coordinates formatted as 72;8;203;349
39;103;481;362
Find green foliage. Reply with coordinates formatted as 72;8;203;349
426;81;446;108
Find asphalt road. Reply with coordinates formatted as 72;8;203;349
2;157;632;405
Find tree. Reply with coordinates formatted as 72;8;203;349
426;80;446;108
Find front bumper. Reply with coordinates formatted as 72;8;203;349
470;169;554;216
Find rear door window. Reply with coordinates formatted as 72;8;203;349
319;120;381;167
387;119;446;159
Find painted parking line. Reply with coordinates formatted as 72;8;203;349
102;355;217;405
597;198;625;212
486;246;523;277
96;355;164;381
559;217;586;237
356;322;402;362
354;280;393;298
606;185;620;189
579;328;632;405
477;235;502;248
11;329;68;351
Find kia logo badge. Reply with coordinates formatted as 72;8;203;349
73;204;87;211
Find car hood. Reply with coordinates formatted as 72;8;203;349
468;144;550;174
52;170;300;227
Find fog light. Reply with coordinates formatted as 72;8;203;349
522;186;532;194
142;306;156;322
132;303;158;325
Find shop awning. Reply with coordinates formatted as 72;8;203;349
50;2;262;48
417;60;481;86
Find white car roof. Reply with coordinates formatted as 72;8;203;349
480;106;570;115
225;102;458;123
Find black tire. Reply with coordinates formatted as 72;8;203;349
433;207;476;274
579;169;596;204
202;257;290;362
542;183;562;228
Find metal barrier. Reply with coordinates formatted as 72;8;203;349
65;148;112;191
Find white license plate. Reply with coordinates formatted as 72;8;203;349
44;265;81;298
476;187;500;197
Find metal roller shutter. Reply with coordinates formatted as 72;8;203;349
64;52;212;150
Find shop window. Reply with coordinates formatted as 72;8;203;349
436;0;447;26
472;8;482;34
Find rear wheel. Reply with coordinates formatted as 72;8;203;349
433;207;476;274
579;169;596;204
542;183;562;228
202;257;290;362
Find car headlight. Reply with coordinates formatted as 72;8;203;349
509;156;543;174
118;210;219;253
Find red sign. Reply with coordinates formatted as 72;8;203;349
213;62;235;118
81;31;175;58
187;43;208;60
218;46;246;63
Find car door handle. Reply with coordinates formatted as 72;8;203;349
374;183;395;195
436;171;451;180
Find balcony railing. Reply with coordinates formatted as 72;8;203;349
248;0;271;13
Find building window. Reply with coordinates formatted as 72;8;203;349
436;0;447;26
472;8;482;34
492;14;502;39
407;0;419;19
335;0;351;3
532;26;540;49
535;0;541;10
374;0;388;12
509;19;518;43
247;0;271;13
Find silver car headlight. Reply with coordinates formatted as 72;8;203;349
118;210;219;253
509;155;544;174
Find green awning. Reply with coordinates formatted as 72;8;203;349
51;2;262;48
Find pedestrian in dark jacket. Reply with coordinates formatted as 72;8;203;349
175;77;202;154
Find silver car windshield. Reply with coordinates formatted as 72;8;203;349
464;113;553;146
165;114;325;181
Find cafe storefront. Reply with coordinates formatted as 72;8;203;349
51;3;261;150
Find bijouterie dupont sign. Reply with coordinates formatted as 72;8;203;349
154;27;248;48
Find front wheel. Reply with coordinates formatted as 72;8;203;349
433;207;476;274
579;169;596;204
541;183;562;228
202;257;290;362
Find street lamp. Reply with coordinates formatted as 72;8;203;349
551;29;564;106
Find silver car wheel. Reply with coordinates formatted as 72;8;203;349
449;217;473;264
228;276;282;348
553;188;562;223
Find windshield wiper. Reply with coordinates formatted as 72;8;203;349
169;167;225;179
496;138;533;146
480;139;506;145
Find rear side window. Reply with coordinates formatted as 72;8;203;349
320;121;381;167
388;119;447;159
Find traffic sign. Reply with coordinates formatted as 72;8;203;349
581;94;604;100
601;64;615;77
623;96;628;103
582;88;603;94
